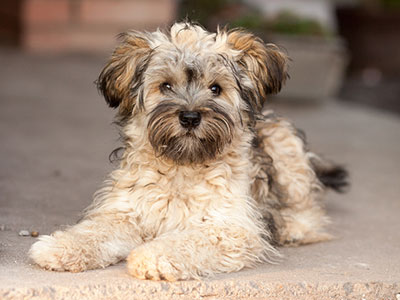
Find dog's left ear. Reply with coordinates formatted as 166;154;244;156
97;31;152;117
227;30;289;111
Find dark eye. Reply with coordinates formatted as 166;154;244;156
161;82;172;92
210;84;221;96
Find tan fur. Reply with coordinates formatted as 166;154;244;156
251;111;331;245
29;23;336;281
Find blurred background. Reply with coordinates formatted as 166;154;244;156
1;0;399;112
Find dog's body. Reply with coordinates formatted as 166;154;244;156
29;23;347;281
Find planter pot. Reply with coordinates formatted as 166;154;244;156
264;34;348;101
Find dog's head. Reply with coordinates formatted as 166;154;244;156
97;22;288;165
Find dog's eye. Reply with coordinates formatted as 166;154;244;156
210;84;221;96
161;82;172;92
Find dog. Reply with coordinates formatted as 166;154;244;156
29;22;348;281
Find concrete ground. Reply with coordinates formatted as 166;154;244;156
0;50;399;300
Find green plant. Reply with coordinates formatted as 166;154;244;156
268;11;332;37
381;0;400;8
229;13;265;29
231;11;332;38
362;0;400;9
178;0;237;25
178;0;333;37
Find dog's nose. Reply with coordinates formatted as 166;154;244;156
179;111;201;129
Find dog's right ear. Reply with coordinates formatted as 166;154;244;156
97;31;152;116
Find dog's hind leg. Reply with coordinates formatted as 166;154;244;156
252;111;347;246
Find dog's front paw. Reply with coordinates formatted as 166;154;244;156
29;234;87;272
127;243;186;281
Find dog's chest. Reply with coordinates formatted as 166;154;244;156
129;161;250;236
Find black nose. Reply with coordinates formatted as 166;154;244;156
179;111;201;129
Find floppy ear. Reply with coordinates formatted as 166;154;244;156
97;31;152;117
227;30;289;111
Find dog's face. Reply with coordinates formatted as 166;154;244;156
97;23;288;165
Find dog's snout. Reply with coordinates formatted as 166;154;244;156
179;111;201;129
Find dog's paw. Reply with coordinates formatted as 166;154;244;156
278;208;333;246
279;224;333;246
127;243;186;281
29;234;87;272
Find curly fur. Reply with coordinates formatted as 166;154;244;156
29;22;347;281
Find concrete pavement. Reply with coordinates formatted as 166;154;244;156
0;50;399;299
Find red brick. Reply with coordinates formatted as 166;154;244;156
79;0;176;27
19;0;178;53
66;28;118;52
23;25;119;52
23;22;173;53
22;0;70;26
23;28;68;51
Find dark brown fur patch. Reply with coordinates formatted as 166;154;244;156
147;101;235;165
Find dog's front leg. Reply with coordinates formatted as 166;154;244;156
126;224;268;281
29;214;142;272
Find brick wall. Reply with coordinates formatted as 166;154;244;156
1;0;177;52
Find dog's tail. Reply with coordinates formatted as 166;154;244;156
309;154;349;193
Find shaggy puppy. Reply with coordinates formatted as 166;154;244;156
29;22;347;281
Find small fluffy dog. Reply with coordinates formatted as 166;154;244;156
29;22;347;281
